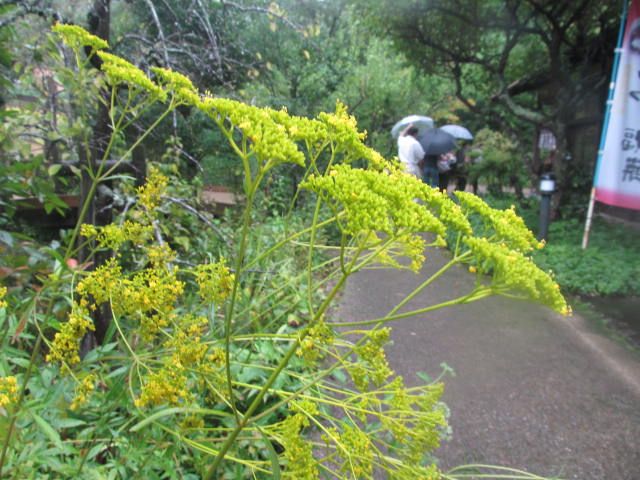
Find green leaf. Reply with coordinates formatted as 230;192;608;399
258;426;281;479
8;357;31;368
55;418;87;429
31;412;63;448
47;164;62;177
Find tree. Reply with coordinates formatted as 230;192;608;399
362;0;621;213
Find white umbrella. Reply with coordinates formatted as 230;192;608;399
440;124;473;140
391;115;434;138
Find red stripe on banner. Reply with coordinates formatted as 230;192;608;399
595;188;640;209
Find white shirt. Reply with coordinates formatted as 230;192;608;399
397;135;425;177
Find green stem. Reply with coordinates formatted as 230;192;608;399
100;100;176;180
334;287;493;328
204;248;357;479
222;165;262;422
242;214;340;272
387;250;472;317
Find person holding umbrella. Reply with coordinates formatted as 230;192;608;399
397;124;425;178
440;125;474;192
417;128;457;189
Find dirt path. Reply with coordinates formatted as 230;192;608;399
334;246;640;480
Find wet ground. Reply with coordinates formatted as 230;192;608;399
335;246;640;480
582;296;640;351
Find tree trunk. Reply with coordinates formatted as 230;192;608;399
80;0;112;356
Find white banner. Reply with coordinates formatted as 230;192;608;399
595;0;640;210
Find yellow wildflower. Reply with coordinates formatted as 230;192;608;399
194;260;234;304
70;374;96;410
0;286;7;309
135;363;191;408
53;23;109;52
464;237;568;313
46;304;95;366
97;51;166;100
277;414;318;479
137;166;169;212
0;376;18;408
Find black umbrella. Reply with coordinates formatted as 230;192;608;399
418;128;457;156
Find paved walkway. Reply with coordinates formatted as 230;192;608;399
335;246;640;480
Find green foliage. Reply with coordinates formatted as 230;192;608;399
467;128;527;196
361;0;620;208
0;27;567;480
533;218;640;297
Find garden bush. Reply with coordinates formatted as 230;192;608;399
0;26;568;479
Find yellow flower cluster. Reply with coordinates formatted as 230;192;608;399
289;398;320;417
52;23;109;52
97;51;166;100
46;303;95;366
267;108;328;147
374;233;427;273
70;374;96;410
297;319;334;364
136;316;209;408
456;192;540;252
0;286;7;308
151;67;199;104
424;187;473;236
165;315;208;366
317;101;385;168
198;96;305;169
0;375;18;408
464;237;570;314
381;377;447;465
147;244;177;268
350;328;393;391
82;262;184;338
137;166;169;212
54;25;204;110
198;348;227;394
303;165;446;238
194;260;234;304
80;221;153;249
278;413;318;479
135;363;191;408
338;425;374;478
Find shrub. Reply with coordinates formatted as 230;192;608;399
0;26;567;479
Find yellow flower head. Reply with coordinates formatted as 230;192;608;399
0;376;18;408
0;286;7;309
194;260;234;304
198;97;305;169
302;164;447;237
137;166;169;212
70;374;96;410
46;304;95;366
464;237;568;313
97;51;166;100
53;24;109;52
151;67;199;104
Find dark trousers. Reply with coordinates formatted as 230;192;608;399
438;172;449;192
422;166;439;188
